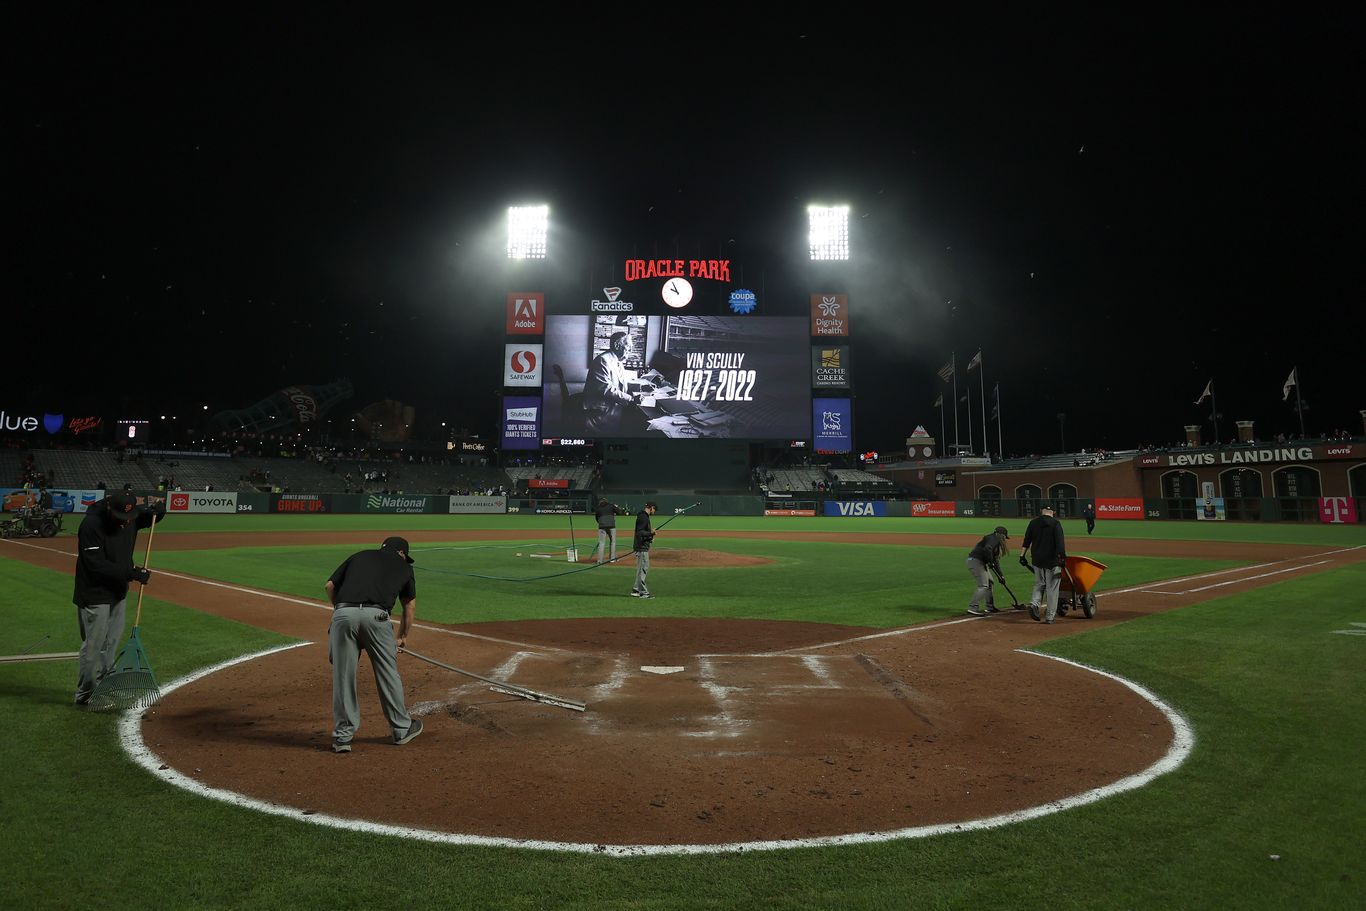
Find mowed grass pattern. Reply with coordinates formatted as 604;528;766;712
1;516;1363;910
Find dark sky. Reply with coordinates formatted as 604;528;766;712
13;9;1358;456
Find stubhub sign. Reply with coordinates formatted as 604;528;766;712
824;500;888;517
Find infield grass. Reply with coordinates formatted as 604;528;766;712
2;518;1363;910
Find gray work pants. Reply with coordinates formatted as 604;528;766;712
966;557;995;610
633;550;651;596
328;606;412;745
595;527;618;563
75;599;127;703
1032;566;1062;621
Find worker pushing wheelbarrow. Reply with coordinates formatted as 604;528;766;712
1056;555;1107;618
1017;503;1107;621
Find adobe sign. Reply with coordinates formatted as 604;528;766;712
506;293;544;334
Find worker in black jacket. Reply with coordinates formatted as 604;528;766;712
1020;504;1067;623
966;525;1010;616
630;502;657;599
72;491;165;706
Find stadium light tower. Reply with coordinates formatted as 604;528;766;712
506;205;549;260
807;204;850;261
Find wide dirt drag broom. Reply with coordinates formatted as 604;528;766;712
91;518;161;711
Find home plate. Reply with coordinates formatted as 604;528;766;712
641;666;685;675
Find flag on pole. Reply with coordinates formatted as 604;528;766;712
937;359;954;382
933;393;943;408
1194;379;1213;405
990;383;1000;420
1282;367;1297;401
966;350;982;371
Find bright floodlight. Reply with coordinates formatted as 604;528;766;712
507;205;549;260
808;205;850;261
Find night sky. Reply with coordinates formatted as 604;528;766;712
13;10;1357;457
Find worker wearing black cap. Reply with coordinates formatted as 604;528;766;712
72;491;166;706
966;525;1011;616
323;536;423;753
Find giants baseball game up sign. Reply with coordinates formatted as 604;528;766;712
506;293;544;334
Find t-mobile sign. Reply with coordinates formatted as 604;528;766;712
501;396;542;450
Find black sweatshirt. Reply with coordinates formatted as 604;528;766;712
72;500;164;607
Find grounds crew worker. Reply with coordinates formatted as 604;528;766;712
324;536;423;753
630;502;657;599
593;497;619;565
1021;504;1067;623
965;525;1010;616
72;491;164;706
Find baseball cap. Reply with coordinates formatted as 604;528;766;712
1040;504;1054;513
381;536;415;563
994;525;1010;538
644;501;658;510
106;491;139;522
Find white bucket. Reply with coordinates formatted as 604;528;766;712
566;547;578;563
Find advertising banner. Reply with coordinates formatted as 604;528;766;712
764;508;817;516
1323;443;1358;459
811;345;851;388
810;294;849;337
506;293;544;335
501;395;542;450
910;500;957;517
812;398;851;453
1318;497;1358;524
935;470;956;487
504;343;543;387
274;493;327;513
167;491;239;513
823;500;888;517
528;478;569;489
449;495;506;514
1095;498;1145;520
363;493;431;514
1197;497;1227;520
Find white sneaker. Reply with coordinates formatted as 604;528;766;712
967;607;986;616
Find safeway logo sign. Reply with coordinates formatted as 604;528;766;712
504;344;542;386
506;293;544;334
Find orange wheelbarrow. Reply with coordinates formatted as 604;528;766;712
1057;555;1107;619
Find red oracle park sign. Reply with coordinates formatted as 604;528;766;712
527;478;569;489
506;293;544;334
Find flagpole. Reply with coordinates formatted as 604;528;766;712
1209;380;1220;445
967;386;975;455
1296;367;1305;439
938;396;946;454
951;352;960;454
996;384;1004;461
978;355;988;457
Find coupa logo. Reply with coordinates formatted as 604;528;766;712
729;289;757;314
170;493;190;511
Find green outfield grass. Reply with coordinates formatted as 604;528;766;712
109;510;1366;548
2;517;1363;910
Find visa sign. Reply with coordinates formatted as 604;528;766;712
824;500;887;517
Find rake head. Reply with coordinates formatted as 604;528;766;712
90;628;161;711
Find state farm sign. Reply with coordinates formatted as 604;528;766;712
1095;498;1144;520
167;491;239;513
